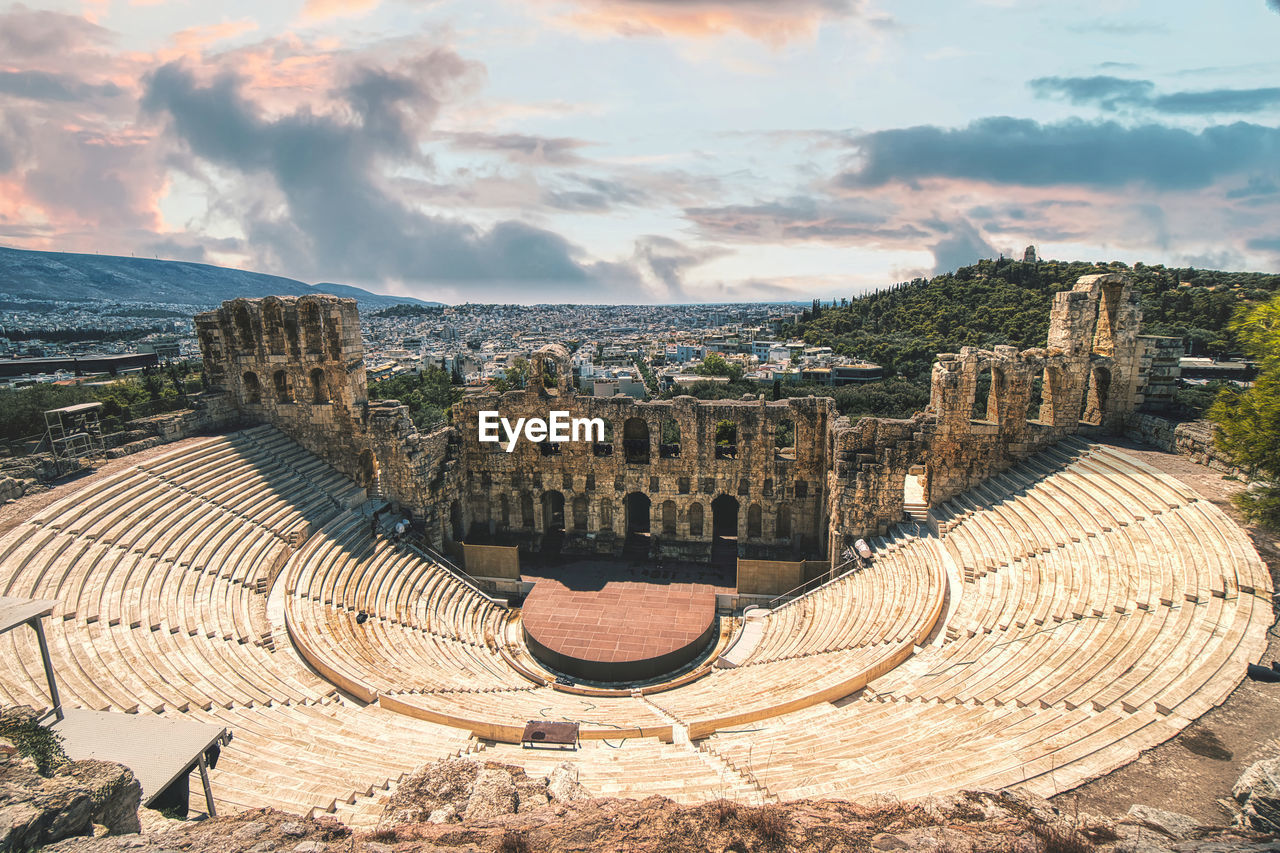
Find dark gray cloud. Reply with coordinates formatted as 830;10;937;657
630;235;726;302
0;70;122;102
140;58;631;293
1247;236;1280;251
1154;87;1280;114
925;218;996;276
1269;0;1280;14
441;132;589;165
1028;76;1153;110
544;176;650;211
0;6;110;60
683;196;923;242
836;117;1280;191
1032;75;1280;115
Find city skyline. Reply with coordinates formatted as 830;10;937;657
1;0;1278;304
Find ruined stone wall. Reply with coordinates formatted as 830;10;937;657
826;272;1152;542
195;296;464;536
451;390;836;561
197;272;1164;568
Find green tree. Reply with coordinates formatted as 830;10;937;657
1208;293;1280;528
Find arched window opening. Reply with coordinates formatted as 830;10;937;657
689;503;705;538
971;366;993;423
310;368;328;404
520;492;535;528
775;418;796;460
499;494;510;528
660;417;681;458
662;500;677;535
623;417;650;464
1026;369;1045;425
776;504;791;539
747;504;763;539
572;495;588;531
242;372;262;405
302;302;324;355
594;420;614;457
234;305;254;351
715;420;738;459
273;370;292;404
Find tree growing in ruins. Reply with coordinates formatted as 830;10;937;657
1209;292;1280;529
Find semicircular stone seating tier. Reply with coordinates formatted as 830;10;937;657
0;426;1271;823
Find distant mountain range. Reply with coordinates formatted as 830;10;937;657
0;246;439;309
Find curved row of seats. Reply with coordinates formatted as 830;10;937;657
697;439;1271;802
0;428;478;818
739;535;941;664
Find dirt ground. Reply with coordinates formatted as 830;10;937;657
1053;436;1280;824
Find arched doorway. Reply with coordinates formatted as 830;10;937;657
541;491;566;532
711;495;739;568
625;492;651;535
624;492;651;560
449;500;465;543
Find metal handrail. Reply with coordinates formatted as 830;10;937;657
765;556;859;610
411;538;508;606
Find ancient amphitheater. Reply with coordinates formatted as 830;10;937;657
0;273;1272;825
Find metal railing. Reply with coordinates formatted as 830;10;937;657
764;557;859;610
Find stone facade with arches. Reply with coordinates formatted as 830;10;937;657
194;273;1180;574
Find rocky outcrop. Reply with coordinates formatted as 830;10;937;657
383;757;593;828
1234;756;1280;834
0;748;141;852
38;786;1280;853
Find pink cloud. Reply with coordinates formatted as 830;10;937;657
535;0;870;45
299;0;381;23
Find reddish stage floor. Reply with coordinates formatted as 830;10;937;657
521;559;732;682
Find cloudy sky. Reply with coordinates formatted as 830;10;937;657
1;1;1278;303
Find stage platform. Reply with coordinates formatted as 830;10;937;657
520;559;731;683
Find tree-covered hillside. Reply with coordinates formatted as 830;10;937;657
787;259;1280;381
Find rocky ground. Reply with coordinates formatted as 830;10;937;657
6;756;1276;853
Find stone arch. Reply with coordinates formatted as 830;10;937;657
689;502;705;538
747;503;763;539
520;492;535;528
242;371;262;405
1092;279;1128;358
1040;364;1068;426
326;316;343;360
234;304;254;351
541;490;565;532
273;370;292;403
310;368;328;404
572;495;588;531
623;417;650;464
1082;364;1111;426
529;344;572;395
661;499;677;535
776;504;791;539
